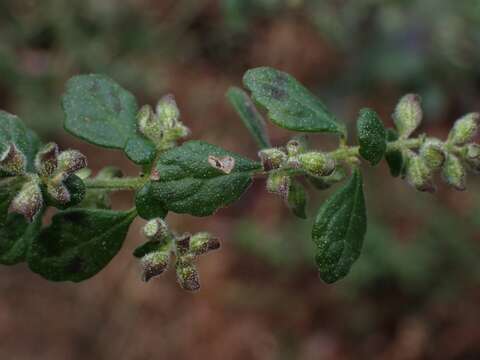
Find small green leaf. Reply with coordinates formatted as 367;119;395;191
243;67;345;135
226;87;271;149
287;180;307;219
385;128;404;177
312;169;367;283
148;140;261;216
0;111;41;174
357;108;386;166
135;183;168;220
62;74;155;165
28;208;136;282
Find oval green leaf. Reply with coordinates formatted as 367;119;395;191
226;87;271;149
148;140;261;217
62;74;155;165
312;169;367;283
243;67;345;135
28;208;136;282
357;108;386;166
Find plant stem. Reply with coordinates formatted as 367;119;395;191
84;177;146;191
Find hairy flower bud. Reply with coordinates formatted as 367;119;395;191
0;143;26;176
298;152;335;177
393;94;422;138
47;179;71;205
442;154;466;191
57;150;87;175
35;142;59;177
143;218;170;242
420;138;445;170
464;143;480;173
190;232;220;256
10;179;43;222
258;148;287;171
405;153;435;192
156;94;180;128
140;250;170;282
175;233;191;256
176;261;200;292
448;113;480;145
286;135;308;156
137;104;162;141
266;172;291;199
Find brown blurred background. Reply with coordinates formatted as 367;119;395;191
2;0;480;359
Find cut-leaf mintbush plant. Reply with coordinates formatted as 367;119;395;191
1;67;479;290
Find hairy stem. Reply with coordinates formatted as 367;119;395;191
84;177;146;191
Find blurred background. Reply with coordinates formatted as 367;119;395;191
2;0;480;359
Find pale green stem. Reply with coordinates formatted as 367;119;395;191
84;177;146;191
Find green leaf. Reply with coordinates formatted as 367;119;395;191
0;111;41;173
147;140;261;216
0;213;42;265
385;128;404;177
243;67;345;135
312;169;367;283
287;180;307;219
357;108;386;166
135;183;168;220
28;208;136;282
226;87;271;149
62;74;155;165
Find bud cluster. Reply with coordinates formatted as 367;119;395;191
3;142;87;222
137;94;190;150
392;94;480;192
138;218;220;291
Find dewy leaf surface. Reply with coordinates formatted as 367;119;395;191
243;67;345;135
357;108;387;166
312;169;367;283
227;87;271;149
62;74;155;164
28;208;135;282
148;140;261;216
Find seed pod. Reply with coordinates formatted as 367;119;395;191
10;179;43;222
35;142;59;177
298;152;335;177
405;153;435;192
258;148;287;170
190;232;220;256
140;250;170;282
464;143;480;173
57;150;87;175
442;154;466;191
175;261;200;292
0;143;26;176
448;113;479;145
393;94;422;138
419;138;445;170
266;172;291;199
156;94;180;128
143;218;170;242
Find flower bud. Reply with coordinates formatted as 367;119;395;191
175;233;191;256
190;232;220;256
286;135;308;156
405;153;435;193
156;94;180;128
448;113;480;145
10;179;43;222
140;250;170;282
442;154;466;191
143;218;170;242
298;152;335;177
464;143;480;173
419;138;445;170
176;261;200;292
57;150;87;175
137;104;162;141
393;94;422;138
35;142;59;177
258;148;287;171
266;173;291;199
0;143;26;176
47;180;71;205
